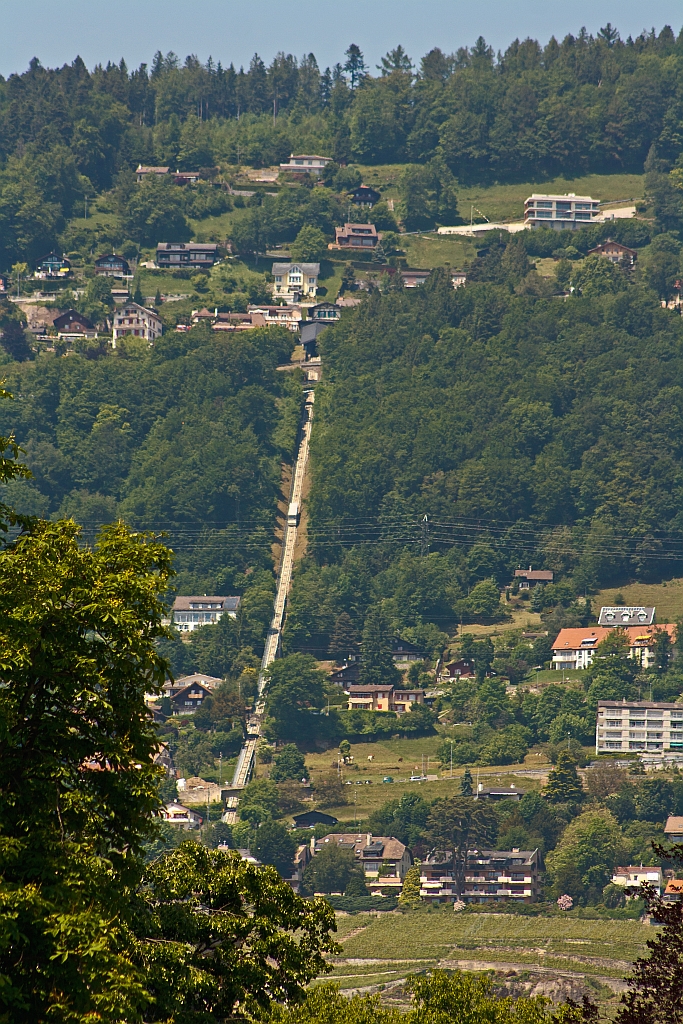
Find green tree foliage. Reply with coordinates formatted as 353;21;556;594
398;863;422;906
137;842;337;1020
423;797;498;896
116;172;191;246
367;791;431;846
399;158;458;230
270;743;308;782
0;511;173;1022
239;779;281;824
251;821;297;875
265;653;327;743
543;751;585;803
461;767;473;795
290;225;328;262
545;808;628;904
301;843;357;895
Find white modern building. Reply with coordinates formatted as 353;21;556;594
524;193;600;230
279;154;331;175
271;263;319;303
112;302;162;344
596;700;683;754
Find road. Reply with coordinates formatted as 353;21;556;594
225;388;316;813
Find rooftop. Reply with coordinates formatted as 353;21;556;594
526;193;598;203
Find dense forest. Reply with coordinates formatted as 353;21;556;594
0;326;299;673
4;23;683;266
284;247;683;657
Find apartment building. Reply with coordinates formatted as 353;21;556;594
346;685;425;713
311;833;412;893
596;700;683;754
420;848;541;905
167;595;241;632
156;242;219;268
524;193;600;230
552;623;675;671
112;302;162;344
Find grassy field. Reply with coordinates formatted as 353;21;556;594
596;578;683;624
401;234;476;270
319;908;650;1012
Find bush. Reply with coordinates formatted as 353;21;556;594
270;743;308;782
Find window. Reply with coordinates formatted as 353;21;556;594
535;201;552;208
534;210;552;217
605;741;622;748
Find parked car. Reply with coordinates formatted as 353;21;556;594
383;776;394;783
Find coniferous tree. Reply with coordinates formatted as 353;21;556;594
359;606;400;688
398;863;422;906
329;611;359;660
543;751;585;803
460;767;473;796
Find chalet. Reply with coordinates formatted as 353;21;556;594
279;154;331;175
164;678;214;715
156;242;219;269
392;638;426;663
35;253;71;278
587;239;637;265
350;185;381;208
94;253;131;277
514;567;553;589
161;801;203;827
53;309;96;336
442;659;475;680
168;595;241;632
420;848;540;904
553;625;676;672
333;223;380;250
309;302;341;321
329;661;361;687
311;833;412;893
136;164;170;182
112;302;162;344
402;269;431;288
271;263;319;303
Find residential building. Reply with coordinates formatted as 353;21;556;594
300;320;327;359
156;242;219;269
552;624;676;671
94;253;131;277
346;685;425;713
271;263;319;303
329;661;361;687
663;879;683;904
392;638;426;663
514;567;553;589
595;699;683;754
598;606;655;627
333;223;380;249
524;193;600;230
163;678;216;715
442;659;475;680
420;848;541;904
279;154;331;175
247;303;304;330
211;311;266;331
287;844;313;891
611;865;663;894
311;833;412;893
587;239;637;265
350;185;381;208
35;253;71;278
53;309;96;337
665;815;683;843
173;170;201;185
402;268;431;288
168;595;241;632
309;301;341;321
451;271;467;289
136;164;170;182
0;274;8;293
293;810;338;829
161;801;203;827
112;302;162;344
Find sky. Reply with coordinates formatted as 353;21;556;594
1;0;682;77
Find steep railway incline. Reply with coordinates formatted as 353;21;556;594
225;388;315;817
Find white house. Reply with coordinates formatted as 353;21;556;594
271;263;319;304
161;801;203;827
167;595;241;632
112;302;162;345
279;154;331;175
552;624;676;672
611;865;663;895
524;193;600;230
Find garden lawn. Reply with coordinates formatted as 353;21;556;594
596;578;683;624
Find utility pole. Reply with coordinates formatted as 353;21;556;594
83;193;88;220
219;752;222;786
450;740;453;779
421;514;429;557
